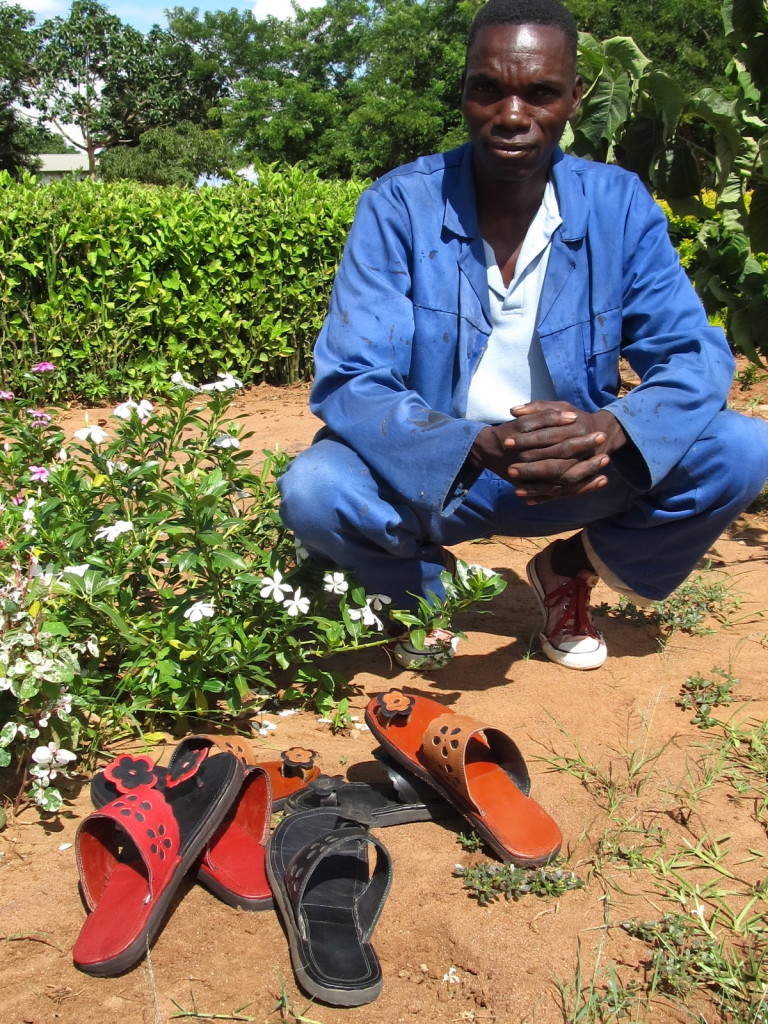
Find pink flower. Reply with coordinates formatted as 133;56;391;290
11;493;24;506
29;466;49;483
27;410;52;426
0;391;13;400
31;362;56;373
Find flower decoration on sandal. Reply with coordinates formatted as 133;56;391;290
103;753;157;793
374;688;415;722
165;745;207;788
280;746;317;778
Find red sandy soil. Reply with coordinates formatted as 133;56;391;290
1;364;767;1024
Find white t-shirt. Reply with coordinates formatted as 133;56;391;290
465;180;561;424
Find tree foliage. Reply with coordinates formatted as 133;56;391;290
222;0;476;179
29;0;232;176
568;0;768;360
564;0;731;94
0;3;37;175
99;123;237;187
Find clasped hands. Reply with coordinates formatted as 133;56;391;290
468;401;627;505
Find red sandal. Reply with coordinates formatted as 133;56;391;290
74;749;244;976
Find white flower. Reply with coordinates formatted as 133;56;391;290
368;593;391;611
183;600;216;623
74;424;108;443
442;967;460;985
55;691;72;718
201;372;243;392
94;520;133;543
284;587;310;617
58;447;68;462
212;433;240;449
170;371;200;392
113;398;153;422
277;709;298;717
323;571;349;595
348;602;383;631
62;564;89;577
259;570;292;603
31;741;77;771
294;540;310;565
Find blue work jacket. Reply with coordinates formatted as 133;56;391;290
310;143;734;530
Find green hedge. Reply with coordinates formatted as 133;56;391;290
0;166;365;400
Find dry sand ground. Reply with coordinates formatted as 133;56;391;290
1;370;767;1024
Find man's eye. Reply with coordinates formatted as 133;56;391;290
530;86;559;101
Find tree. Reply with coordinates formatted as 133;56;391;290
565;0;732;94
0;2;37;175
226;0;478;179
29;0;232;177
16;123;77;154
98;122;237;186
31;0;151;176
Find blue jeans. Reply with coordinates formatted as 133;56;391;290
278;410;768;609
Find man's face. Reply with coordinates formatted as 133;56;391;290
461;23;583;187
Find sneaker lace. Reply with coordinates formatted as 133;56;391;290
544;574;599;640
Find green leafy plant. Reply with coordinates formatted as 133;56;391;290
595;562;744;640
0;166;364;401
454;859;584;906
0;369;506;812
456;830;484;852
677;667;741;728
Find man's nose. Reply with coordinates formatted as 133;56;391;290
496;94;530;129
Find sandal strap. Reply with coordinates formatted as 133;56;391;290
168;734;253;768
76;786;181;910
284;826;392;943
421;714;530;814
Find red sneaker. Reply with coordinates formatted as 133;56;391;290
526;544;607;670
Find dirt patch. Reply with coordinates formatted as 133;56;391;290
2;366;767;1024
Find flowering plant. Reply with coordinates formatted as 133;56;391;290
0;369;505;815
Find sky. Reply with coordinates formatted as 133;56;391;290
20;0;325;32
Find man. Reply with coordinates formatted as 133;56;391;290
279;0;768;671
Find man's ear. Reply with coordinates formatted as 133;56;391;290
569;75;584;120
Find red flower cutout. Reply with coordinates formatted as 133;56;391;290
104;753;157;794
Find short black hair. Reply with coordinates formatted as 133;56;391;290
466;0;578;64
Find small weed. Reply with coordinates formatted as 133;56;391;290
170;989;256;1020
652;564;742;636
456;831;484;852
735;363;768;391
328;698;352;734
266;974;324;1024
553;938;640;1023
454;859;584;906
538;706;670;815
677;667;741;728
621;911;768;1020
597;824;664;870
595;563;743;641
